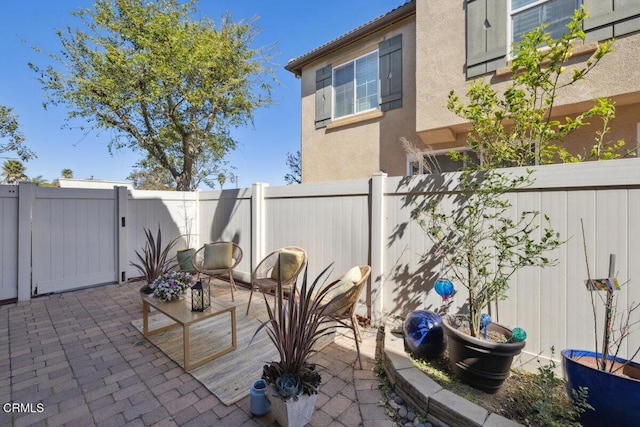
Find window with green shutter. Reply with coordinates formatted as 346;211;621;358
314;34;403;128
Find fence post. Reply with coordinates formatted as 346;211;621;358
116;186;129;283
251;182;268;275
370;172;387;324
17;182;36;301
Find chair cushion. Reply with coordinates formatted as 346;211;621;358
333;266;362;295
328;266;363;316
203;243;234;269
270;249;304;282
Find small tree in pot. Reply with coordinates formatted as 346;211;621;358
418;169;563;338
411;8;621;392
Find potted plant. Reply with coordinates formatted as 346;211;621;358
418;169;562;393
561;222;640;426
130;226;179;294
148;270;195;302
253;263;343;427
411;9;624;393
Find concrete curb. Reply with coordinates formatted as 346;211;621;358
381;326;523;427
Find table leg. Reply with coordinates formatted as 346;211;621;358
142;300;149;336
231;307;237;349
184;324;191;371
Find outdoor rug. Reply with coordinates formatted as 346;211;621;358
131;306;278;406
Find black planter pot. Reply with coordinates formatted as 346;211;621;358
442;316;526;394
139;284;154;295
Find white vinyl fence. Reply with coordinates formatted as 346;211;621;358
2;159;640;367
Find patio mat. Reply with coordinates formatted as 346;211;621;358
131;308;278;406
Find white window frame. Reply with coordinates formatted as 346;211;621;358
508;0;581;54
406;148;477;176
332;50;380;120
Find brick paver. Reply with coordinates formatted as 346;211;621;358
1;281;392;426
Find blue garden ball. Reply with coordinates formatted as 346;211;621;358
403;310;446;359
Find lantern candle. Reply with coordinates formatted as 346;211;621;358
191;281;210;312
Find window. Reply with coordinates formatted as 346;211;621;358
332;52;379;119
510;0;581;43
407;149;479;175
315;34;402;129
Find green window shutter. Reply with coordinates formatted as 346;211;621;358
466;0;507;78
315;65;332;129
379;34;403;112
584;0;640;42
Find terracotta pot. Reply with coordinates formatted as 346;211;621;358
562;349;640;427
442;316;525;394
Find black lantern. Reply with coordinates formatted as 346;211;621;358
191;281;210;312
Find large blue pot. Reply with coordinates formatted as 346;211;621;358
562;349;640;427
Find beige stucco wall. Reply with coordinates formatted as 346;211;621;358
299;18;417;183
415;0;640;151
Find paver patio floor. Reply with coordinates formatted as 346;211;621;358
0;281;393;427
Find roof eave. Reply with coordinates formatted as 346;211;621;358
284;1;416;76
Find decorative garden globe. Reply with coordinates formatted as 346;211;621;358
403;310;446;359
434;278;455;301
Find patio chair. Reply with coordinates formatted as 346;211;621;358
323;265;371;369
245;246;307;315
193;242;243;301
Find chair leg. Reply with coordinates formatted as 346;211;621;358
351;323;363;369
228;271;235;302
246;286;254;315
352;314;363;342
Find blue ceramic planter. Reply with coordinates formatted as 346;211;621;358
562;349;640;427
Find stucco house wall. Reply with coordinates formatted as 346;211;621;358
296;17;417;182
416;0;640;155
288;0;640;182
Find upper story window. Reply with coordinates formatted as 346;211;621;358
333;51;379;119
510;0;581;43
314;34;402;129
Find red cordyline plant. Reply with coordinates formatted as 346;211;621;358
130;226;179;287
253;262;344;399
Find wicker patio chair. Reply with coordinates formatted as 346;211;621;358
323;265;371;369
245;246;307;315
193;242;243;301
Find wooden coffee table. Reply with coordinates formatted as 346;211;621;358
141;294;237;371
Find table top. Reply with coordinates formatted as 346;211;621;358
142;293;235;326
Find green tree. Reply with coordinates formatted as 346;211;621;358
284;150;301;184
127;159;176;190
2;159;28;184
61;168;73;179
30;175;53;186
31;0;275;191
447;7;618;169
0;104;35;161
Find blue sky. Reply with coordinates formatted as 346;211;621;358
0;0;404;188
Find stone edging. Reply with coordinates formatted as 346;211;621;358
381;325;523;427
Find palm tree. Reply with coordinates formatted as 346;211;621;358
2;159;28;184
217;173;226;189
61;168;73;179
